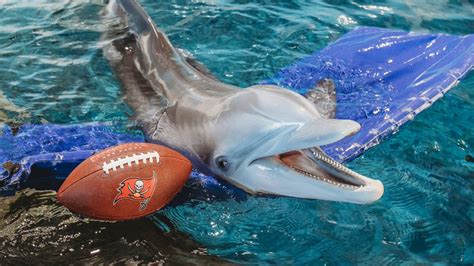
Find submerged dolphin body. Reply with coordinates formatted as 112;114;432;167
104;0;384;204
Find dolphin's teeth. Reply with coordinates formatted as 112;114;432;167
280;149;367;190
284;159;358;190
287;159;361;190
310;149;366;183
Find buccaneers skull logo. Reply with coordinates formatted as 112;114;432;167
113;171;157;211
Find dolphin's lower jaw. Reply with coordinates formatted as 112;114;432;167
235;148;384;204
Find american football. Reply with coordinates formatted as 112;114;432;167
57;143;192;221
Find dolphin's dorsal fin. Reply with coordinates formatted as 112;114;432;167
305;79;336;119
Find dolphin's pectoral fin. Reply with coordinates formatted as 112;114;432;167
184;56;218;81
305;78;336;119
177;48;219;82
149;108;182;149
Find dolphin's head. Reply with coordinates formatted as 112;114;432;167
206;85;383;204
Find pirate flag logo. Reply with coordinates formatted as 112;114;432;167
113;171;157;211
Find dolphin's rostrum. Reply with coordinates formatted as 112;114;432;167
104;0;384;204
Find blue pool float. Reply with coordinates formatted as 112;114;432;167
1;27;472;199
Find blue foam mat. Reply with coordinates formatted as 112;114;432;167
1;27;472;198
265;27;473;161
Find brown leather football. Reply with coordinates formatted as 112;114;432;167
57;143;192;221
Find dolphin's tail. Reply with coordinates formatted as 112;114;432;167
102;0;169;135
102;0;225;135
104;0;215;102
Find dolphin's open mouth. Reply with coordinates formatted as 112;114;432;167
237;119;384;204
278;148;366;190
244;146;383;203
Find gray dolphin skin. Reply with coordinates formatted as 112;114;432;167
104;0;384;204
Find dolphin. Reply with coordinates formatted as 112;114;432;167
103;0;384;204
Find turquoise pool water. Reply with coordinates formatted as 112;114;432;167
0;0;473;264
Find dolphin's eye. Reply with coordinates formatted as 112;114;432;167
216;156;230;171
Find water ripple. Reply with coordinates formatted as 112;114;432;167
0;189;228;264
